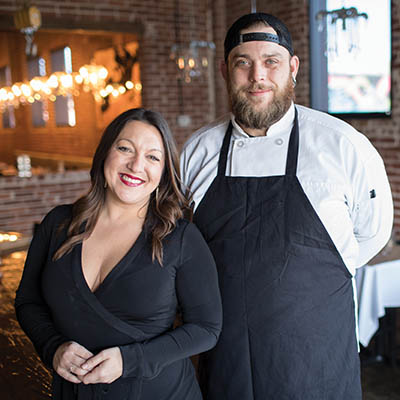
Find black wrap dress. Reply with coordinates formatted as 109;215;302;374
15;205;222;399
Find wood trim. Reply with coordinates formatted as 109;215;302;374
15;149;92;168
0;14;144;36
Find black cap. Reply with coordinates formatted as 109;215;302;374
224;12;294;61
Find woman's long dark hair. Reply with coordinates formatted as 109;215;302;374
53;108;191;264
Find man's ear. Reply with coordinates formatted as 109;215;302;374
220;60;228;81
290;55;300;79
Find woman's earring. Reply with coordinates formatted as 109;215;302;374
104;181;108;189
292;76;297;88
155;187;159;203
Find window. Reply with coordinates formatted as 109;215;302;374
51;47;76;126
0;66;16;128
310;0;391;117
27;57;47;127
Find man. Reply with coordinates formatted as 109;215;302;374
180;12;393;400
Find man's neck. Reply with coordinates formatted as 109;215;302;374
240;125;268;137
235;120;268;137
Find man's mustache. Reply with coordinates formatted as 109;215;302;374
243;83;276;92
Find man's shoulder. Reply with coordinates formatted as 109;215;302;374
296;105;356;133
182;114;230;153
296;104;372;149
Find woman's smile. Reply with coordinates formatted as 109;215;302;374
119;173;145;187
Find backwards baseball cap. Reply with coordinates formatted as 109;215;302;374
224;12;294;61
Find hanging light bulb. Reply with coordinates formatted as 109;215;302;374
0;61;138;111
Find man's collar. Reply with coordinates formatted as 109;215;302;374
230;103;295;138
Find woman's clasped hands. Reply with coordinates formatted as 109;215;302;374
53;341;123;385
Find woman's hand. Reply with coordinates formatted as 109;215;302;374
78;347;123;384
53;341;94;383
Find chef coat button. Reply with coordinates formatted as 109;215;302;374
237;141;244;147
275;138;283;145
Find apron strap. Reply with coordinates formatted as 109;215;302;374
285;107;299;177
217;121;233;177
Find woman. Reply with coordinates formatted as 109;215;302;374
15;108;222;399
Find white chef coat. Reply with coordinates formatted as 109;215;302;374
180;103;393;276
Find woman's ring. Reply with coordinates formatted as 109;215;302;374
70;365;73;373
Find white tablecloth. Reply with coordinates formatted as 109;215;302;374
355;259;400;347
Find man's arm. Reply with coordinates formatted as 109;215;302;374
351;151;393;267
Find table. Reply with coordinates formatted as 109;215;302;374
355;255;400;348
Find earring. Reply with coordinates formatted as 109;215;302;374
292;76;297;88
104;181;108;189
155;187;159;203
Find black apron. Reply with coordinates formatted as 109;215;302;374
193;110;362;400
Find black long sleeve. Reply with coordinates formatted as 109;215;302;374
15;208;70;369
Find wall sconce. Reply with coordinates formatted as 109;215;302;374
14;3;42;57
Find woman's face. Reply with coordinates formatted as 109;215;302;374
103;120;165;210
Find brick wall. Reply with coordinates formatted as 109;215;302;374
0;171;90;236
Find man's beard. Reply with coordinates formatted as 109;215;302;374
228;76;295;131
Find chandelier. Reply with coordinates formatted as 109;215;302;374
0;64;141;113
170;0;215;84
315;6;368;57
170;40;215;83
